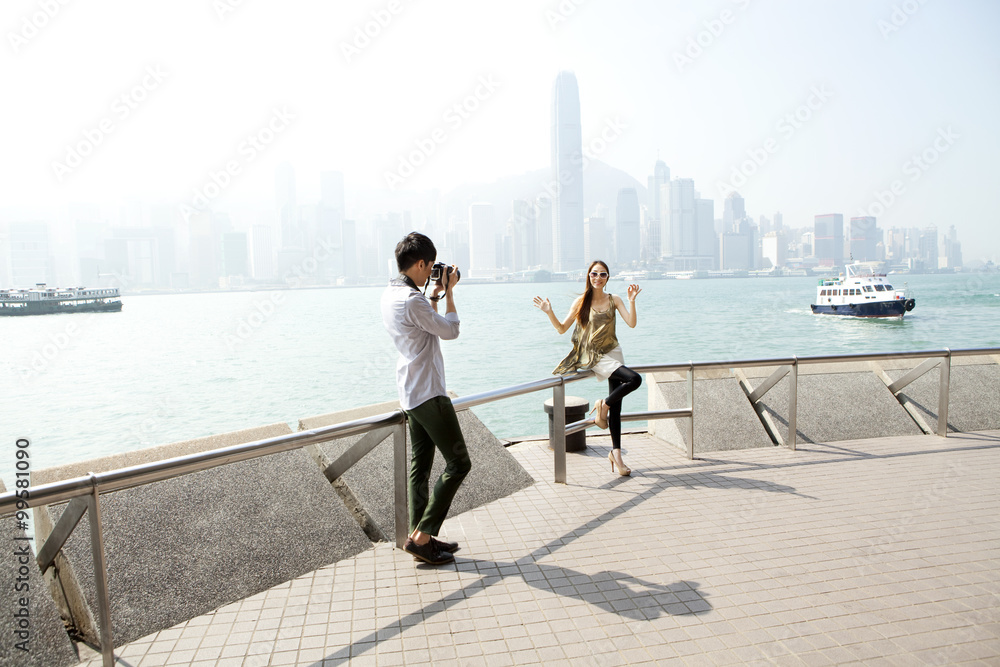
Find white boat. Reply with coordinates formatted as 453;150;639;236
811;263;914;318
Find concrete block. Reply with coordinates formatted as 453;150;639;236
755;372;923;444
886;363;1000;433
648;376;773;453
41;424;372;648
300;400;535;540
0;481;78;667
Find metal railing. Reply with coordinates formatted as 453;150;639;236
1;346;997;665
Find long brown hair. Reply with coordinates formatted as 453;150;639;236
577;260;609;326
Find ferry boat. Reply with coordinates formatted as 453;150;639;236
0;284;122;316
811;263;914;318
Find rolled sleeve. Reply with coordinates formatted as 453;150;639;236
407;298;461;340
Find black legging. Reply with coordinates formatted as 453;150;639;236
606;366;642;449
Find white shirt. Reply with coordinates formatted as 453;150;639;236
380;278;461;411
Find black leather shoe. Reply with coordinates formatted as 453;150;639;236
431;537;460;554
403;538;454;565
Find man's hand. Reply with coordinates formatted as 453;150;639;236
443;265;460;292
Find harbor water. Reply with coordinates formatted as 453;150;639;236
2;272;998;473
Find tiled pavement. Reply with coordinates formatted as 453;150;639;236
80;429;1000;666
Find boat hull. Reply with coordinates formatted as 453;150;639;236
810;300;908;317
0;300;123;316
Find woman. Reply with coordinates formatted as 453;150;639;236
533;260;642;476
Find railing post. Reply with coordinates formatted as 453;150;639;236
392;418;408;548
788;356;798;451
686;363;695;460
86;475;115;667
937;349;951;437
552;379;567;484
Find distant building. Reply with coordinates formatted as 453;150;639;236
647;160;669;257
276;162;301;250
222;232;249;278
535;195;553;269
666;178;696;257
249;225;276;280
551;71;584;272
9;222;50;287
814;214;844;268
509;200;536;272
723;192;746;231
469;203;496;278
940;225;962;269
584;215;608;264
919;226;939;269
762;231;787;269
849;216;879;262
615;188;640;266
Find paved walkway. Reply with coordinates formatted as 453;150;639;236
81;430;1000;666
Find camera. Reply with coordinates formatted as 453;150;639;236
430;262;460;287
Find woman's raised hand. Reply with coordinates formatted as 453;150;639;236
533;296;552;313
628;284;642;301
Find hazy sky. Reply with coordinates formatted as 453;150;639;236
4;0;999;259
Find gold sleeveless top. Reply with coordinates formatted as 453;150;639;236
552;296;619;375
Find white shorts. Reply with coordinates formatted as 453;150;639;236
591;345;624;382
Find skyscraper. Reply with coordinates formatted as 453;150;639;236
814;214;844;268
723;192;746;231
667;178;697;257
615;188;640;266
275;162;300;250
551;71;584;272
849;216;879;262
647;160;669;257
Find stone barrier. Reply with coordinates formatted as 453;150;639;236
648;373;773;453
884;362;1000;433
0;480;79;667
34;424;372;648
299;400;535;541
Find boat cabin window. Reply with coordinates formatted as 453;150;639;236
874;285;885;291
864;286;873;292
820;289;826;296
885;284;893;290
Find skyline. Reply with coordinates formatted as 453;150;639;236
3;0;999;260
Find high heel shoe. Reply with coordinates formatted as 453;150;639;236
608;451;631;476
589;399;609;429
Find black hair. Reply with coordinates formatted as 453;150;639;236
395;232;436;272
578;260;610;326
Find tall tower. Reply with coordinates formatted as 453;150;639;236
647;160;669;257
551;71;584;272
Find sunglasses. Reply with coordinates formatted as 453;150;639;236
589;271;609;278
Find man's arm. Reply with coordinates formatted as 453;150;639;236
408;293;460;340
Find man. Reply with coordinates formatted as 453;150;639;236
381;232;471;565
